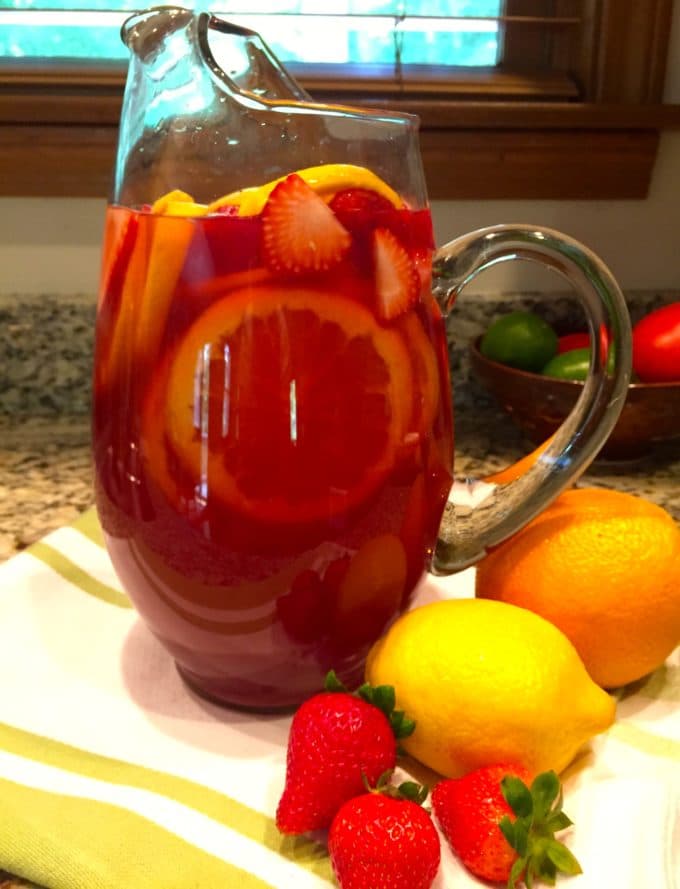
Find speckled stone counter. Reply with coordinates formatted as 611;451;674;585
0;416;92;560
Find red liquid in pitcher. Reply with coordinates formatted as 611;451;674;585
93;177;453;709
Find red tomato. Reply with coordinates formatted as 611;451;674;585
557;332;590;354
632;302;680;382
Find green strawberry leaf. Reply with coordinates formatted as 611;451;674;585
355;681;372;702
499;815;517;848
530;771;560;821
353;679;416;739
502;775;534;818
374;684;397;714
397;780;429;805
362;772;430;806
545;840;583;876
546;811;573;832
393;714;416;739
508;855;526;889
324;670;347;693
391;710;405;733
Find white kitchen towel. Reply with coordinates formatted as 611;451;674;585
0;508;677;889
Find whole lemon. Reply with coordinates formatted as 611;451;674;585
365;598;615;778
476;488;680;688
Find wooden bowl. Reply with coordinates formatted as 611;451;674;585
469;338;680;460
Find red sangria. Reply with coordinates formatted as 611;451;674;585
93;165;453;709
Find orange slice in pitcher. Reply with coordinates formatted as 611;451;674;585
396;312;441;437
161;285;414;524
151;190;209;217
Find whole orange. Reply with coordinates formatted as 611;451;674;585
475;488;680;689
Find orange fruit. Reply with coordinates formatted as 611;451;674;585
161;285;415;524
475;487;680;688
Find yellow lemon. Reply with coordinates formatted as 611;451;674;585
365;598;615;778
207;164;404;215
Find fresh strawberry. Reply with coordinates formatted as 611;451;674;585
328;775;440;889
432;764;582;888
276;672;415;835
373;227;420;321
262;173;351;273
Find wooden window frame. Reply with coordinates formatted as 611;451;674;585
0;0;679;200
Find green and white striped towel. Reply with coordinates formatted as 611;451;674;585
0;508;677;889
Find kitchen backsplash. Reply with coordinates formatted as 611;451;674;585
1;289;677;418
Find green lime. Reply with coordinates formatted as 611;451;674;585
542;348;590;380
542;345;619;381
480;311;558;372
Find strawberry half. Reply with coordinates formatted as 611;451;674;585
373;226;420;322
262;173;351;273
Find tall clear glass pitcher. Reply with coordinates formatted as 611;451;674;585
93;7;631;710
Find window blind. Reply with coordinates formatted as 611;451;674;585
0;0;584;90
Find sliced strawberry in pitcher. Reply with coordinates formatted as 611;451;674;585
329;188;400;234
262;173;351;273
373;227;420;322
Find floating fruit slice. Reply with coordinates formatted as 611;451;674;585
135;214;196;362
208;164;404;216
331;534;407;648
162;286;414;524
151;189;194;212
328;187;401;235
151;189;208;217
396;312;441;437
97;206;136;311
99;211;153;387
261;173;351;273
373;227;420;321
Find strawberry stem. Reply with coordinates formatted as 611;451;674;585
361;770;430;805
498;770;583;889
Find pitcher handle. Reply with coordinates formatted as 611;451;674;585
431;224;632;573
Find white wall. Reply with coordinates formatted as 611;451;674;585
1;1;678;297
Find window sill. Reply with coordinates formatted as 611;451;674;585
2;66;680;200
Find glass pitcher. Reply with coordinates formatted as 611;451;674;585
93;7;632;710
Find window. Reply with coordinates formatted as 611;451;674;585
1;1;503;67
0;1;679;199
